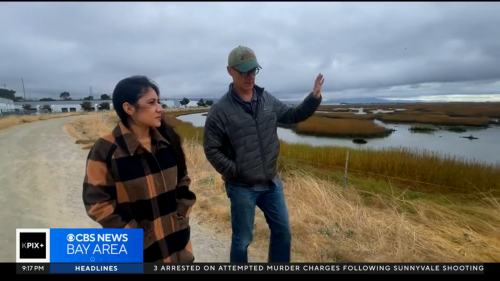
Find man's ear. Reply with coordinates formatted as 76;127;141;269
227;66;233;76
122;102;135;116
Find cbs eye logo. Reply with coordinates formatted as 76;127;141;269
67;234;75;242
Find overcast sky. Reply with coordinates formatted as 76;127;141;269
1;2;500;101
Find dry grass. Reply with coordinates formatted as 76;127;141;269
378;114;490;127
162;109;207;140
279;142;500;197
314;110;492;126
286;116;393;138
317;106;356;112
315;112;377;120
66;108;209;147
64;112;116;149
401;103;500;118
65;111;500;262
183;140;500;262
0;112;87;131
320;102;500;119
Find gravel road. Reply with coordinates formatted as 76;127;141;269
0;116;230;262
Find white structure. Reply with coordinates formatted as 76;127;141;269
185;101;199;108
50;104;83;113
0;97;14;110
160;100;175;108
94;104;100;111
0;98;19;115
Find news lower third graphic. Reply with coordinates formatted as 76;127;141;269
16;229;487;275
17;228;144;273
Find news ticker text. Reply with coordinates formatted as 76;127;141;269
14;263;486;274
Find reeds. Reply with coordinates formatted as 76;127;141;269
279;142;500;196
292;116;393;138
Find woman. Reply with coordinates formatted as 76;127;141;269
82;75;196;263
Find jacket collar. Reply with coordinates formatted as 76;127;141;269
228;83;265;100
113;122;170;156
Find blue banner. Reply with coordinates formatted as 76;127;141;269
50;263;143;274
49;228;143;263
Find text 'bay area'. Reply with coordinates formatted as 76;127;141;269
67;233;129;255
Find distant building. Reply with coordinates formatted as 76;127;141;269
185;101;199;108
160;100;175;108
14;99;112;108
50;104;84;113
0;97;15;110
0;98;20;115
14;99;182;110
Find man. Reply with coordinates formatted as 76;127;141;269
203;45;324;263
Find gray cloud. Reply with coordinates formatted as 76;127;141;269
1;2;500;101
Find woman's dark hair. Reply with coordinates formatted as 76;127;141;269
112;75;187;177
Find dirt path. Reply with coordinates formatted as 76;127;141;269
0;116;230;262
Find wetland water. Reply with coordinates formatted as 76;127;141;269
177;113;500;166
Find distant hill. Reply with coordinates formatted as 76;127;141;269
279;97;427;105
188;96;429;105
322;97;427;104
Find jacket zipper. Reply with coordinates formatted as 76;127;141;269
232;92;268;182
254;117;268;180
252;101;268;180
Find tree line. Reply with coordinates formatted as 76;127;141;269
0;88;113;102
1;88;215;111
179;98;214;107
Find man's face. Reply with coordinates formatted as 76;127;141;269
227;67;259;91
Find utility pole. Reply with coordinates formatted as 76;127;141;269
21;78;26;100
3;84;6;89
89;86;93;97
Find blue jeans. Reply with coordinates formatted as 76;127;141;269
225;178;292;263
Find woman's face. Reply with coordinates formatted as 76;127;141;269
125;87;163;128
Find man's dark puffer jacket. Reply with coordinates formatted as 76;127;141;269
203;84;322;186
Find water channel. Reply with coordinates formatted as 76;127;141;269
177;112;500;166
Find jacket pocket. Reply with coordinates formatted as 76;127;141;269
234;161;242;178
143;229;156;249
174;214;191;250
176;197;195;219
226;145;239;179
175;213;190;230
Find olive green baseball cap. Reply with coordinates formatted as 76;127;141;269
228;46;262;72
